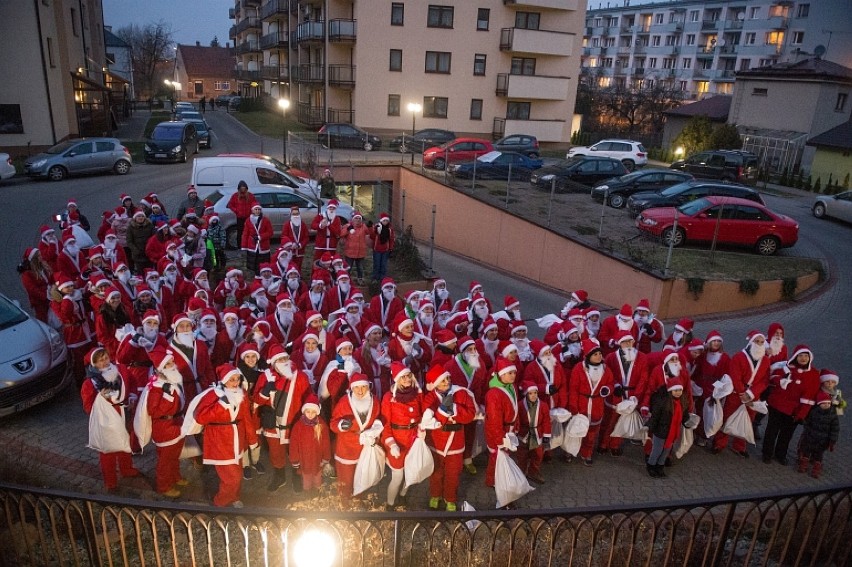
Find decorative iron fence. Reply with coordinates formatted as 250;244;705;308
1;483;850;566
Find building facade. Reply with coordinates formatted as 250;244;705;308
230;0;586;142
581;0;852;101
173;44;237;103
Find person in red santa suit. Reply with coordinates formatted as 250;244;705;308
211;308;247;367
522;339;568;412
95;286;133;360
423;365;477;511
694;330;730;446
663;318;694;352
37;225;61;273
369;278;404;336
100;230;128;272
195;308;220;353
412;297;437;347
253;344;312;492
18;248;52;323
761;345;820;465
291;332;328;392
516;380;551;485
474;319;500;374
87;273;111;316
190;364;259;508
599;332;649;456
327;298;367;350
278;263;306;305
318;338;363;421
52;273;94;383
444;335;488;475
681;339;705;409
288;394;333;494
115;311;168;398
446;292;491;341
135;348;187;497
241;203;274;274
247;319;275;363
331;372;383;504
142;267;176;326
158;258;191;313
326;270;353;314
354;323;392;400
640;350;694;421
633;299;664;354
712;331;771;457
567;339;615;466
754;322;789;436
508;320;535;370
311;199;347;257
167;313;216;400
213;267;249;311
597;304;638;358
380;361;425;510
56;229;84;279
428;278;454;329
493;295;523;341
265;295;306;348
551;325;584;377
81;346;141;490
111;263;137;310
484;358;520;488
280;205;310;270
297;278;331;319
432;330;459;370
387;312;430;385
255;263;282;305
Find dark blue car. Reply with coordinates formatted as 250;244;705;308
450;151;543;180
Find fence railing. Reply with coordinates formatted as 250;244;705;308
1;482;850;566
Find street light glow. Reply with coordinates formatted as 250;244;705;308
278;98;291;110
407;102;422;113
292;529;336;567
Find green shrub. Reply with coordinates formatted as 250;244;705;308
739;279;760;296
686;277;705;299
813;177;822;193
781;277;798;301
804;175;812;191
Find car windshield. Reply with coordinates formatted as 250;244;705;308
206;191;223;204
46;141;78;154
187;120;208;132
678;197;712;215
152;126;183;141
477;151;502;163
0;295;28;330
659;181;695;197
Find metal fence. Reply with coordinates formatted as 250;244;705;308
2;482;850;567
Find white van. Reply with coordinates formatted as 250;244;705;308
190;155;320;200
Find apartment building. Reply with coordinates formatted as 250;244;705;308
230;0;586;142
581;0;852;100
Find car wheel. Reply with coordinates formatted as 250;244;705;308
528;152;540;159
662;226;685;247
622;159;636;172
755;236;780;256
433;158;446;170
113;159;131;175
812;203;827;218
363;141;374;152
226;227;238;250
181;150;187;163
47;165;67;181
609;193;626;208
194;143;199;155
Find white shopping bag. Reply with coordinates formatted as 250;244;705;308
610;411;647;441
179;435;202;460
494;450;534;508
132;388;153;449
703;398;724;438
354;444;386;495
712;375;734;400
722;404;755;445
403;436;434;486
561;414;590;457
684;412;701;430
88;394;132;454
673;426;694;459
615;398;637;416
470;420;486;459
462;501;481;531
549;418;565;449
750;400;769;415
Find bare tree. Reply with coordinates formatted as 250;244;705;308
116;21;174;100
595;80;684;136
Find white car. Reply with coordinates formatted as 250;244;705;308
566;139;648;170
191;155;321;201
0;153;15;181
813;190;852;223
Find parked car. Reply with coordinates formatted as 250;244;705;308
0;153;16;182
176;110;204;122
184;117;212;149
318;123;381;151
24;138;132;181
0;291;73;418
215;153;310;180
493;134;540;158
422;137;494;169
389;129;456;154
591;169;694;208
627;180;764;216
215;94;234;108
450;151;543;179
206;186;353;249
228;96;242;110
812;190;852;223
144;121;198;163
530;156;628;192
191;155;320;200
670;150;759;183
567;139;648;170
635;196;798;255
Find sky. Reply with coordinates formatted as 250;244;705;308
102;0;234;48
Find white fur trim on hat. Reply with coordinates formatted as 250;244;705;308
336;340;353;352
220;368;242;384
302;332;319;343
501;343;519;357
172;315;192;328
821;372;840;383
498;363;517;376
458;337;476;352
302;400;320;414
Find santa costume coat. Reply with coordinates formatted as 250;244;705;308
522;359;568;409
168;339;216;400
253;368;313;445
568;362;616;425
380;389;425;469
424;386;477;456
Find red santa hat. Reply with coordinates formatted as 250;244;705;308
425;365;451;391
149;348;174;371
663;351;681;365
88;246;104;261
342;298;359;312
787;344;813;370
164;241;178;253
119;193;131;203
530;339;550;359
571;290;588;304
434;329;457;348
504;295;520;310
816;391;833;405
104;286;122;302
157;257;176;274
582;338;602;357
225;267;243;279
746;330;765;344
132;209;146;219
496;358;517;377
67;199;78;209
319;251;333;264
820;369;840;384
327;199;340;208
267;342;289;364
768;322;784;338
469;281;483;294
393;311;413;334
618;304;633;319
380;277;396;290
585;306;601;319
237;342;260;361
83;346;107;367
480;317;498;336
171;313;193;329
23;247;39;262
305;310;323;326
156;220;169;232
216;363;243;385
92;272;111;289
635;299;651;313
200;308;218;323
103;228;117;239
191;267;207;281
350;290;365;302
207;214;219;224
674;318;694;334
349;372;370;389
364;322;382;337
391;361;411;383
378;212;390;222
470;292;487;307
302;394;321;414
141;310;160;324
667;377;684;392
186;224;200;235
55;273;75;290
566;308;585;321
143;268;160;281
136;284;153;297
253;320;273;339
509;319;527;335
301;332;319;344
221;307;240;322
39;225;54;238
351;210;363;220
457;335;476;353
520;380;539;395
500;340;518;358
705;330;723;344
186;185;198;195
336;270;350;282
254;263;272;277
615;331;635;345
276;294;294;308
432;278;446;289
335;337;353;352
61;228;76;245
687;339;705;352
418;297;434;313
249;281;266;297
286;264;301;277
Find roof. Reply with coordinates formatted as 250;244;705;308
104;28;129;49
807;121;852;150
736;58;852;83
177;45;235;78
664;95;731;121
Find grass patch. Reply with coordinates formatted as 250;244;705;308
573;225;598;236
627;247;823;280
122;141;146;163
230;109;307;138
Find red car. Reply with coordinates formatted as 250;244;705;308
635;196;798;255
422;137;493;170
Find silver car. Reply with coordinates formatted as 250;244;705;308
0;293;73;418
24;137;132;181
0;152;15;182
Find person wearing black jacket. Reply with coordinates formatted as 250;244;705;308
646;379;690;478
798;390;840;479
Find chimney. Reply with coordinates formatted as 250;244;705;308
196;41;201;47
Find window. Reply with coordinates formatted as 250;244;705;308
477;8;490;31
470;99;482;120
649;57;658;68
0;104;24;134
604;37;616;47
689;10;699;22
95;141;115;152
71;142;93;155
391;3;404;25
663;58;675;69
46;37;56;67
665;35;678;46
679;80;688;91
428;5;454;28
388;94;400;116
214;81;231;91
654;14;663;24
511;57;536;75
423;96;448;118
473;54;486;75
651;35;661;47
506;101;530;120
696;81;709;93
515;12;540;30
791;31;804;44
766;31;784;45
759;58;775;67
797;4;809;18
745;33;756;45
749;7;759;19
389;49;402;71
752;87;768;96
70;7;78;36
194;81;203;95
836;93;848;112
736;206;771;221
425;51;451;73
682;58;692;69
739;59;751;71
686;34;695;45
601;57;613;68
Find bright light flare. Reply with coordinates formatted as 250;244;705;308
292;529;336;567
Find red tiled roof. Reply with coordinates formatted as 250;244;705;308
177;45;234;78
664;95;731;121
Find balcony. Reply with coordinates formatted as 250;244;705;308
294;64;324;83
328;64;356;87
260;31;289;49
234;16;261;35
634;25;650;34
633;67;645;76
701;20;719;30
767;16;789;29
235;40;261;55
692;68;709;78
718;44;738;56
620;24;633;34
328;19;356;42
235;68;262;81
261;0;292;20
229;8;236;19
500;27;574;56
634;43;646;53
617;46;631;54
502;0;579;9
714;69;736;81
261;65;289;81
723;20;744;29
493;117;565;143
695;46;715;58
495;73;570;100
298;104;325;127
229;25;237;39
614;66;626;76
296;21;325;44
243;0;261;6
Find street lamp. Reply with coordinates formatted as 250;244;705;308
164;79;181;108
278;97;290;165
406;102;421;164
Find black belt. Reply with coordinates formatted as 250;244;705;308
129;361;153;368
276;424;290;430
208;421;238;426
391;423;417;430
503;422;515;427
442;423;463;432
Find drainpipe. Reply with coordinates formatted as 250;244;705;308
324;0;329;123
34;0;57;145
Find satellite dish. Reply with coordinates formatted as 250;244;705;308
737;12;745;21
814;45;827;58
718;39;727;47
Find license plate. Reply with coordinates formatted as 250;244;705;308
155;153;167;158
14;388;59;413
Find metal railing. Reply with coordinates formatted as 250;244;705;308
1;482;850;566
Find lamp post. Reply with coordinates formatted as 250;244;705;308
278;97;290;165
164;79;181;109
406;102;421;165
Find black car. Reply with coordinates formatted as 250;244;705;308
627;180;765;216
670;150;758;183
144;121;198;163
389;128;456;154
185;118;212;149
318;123;382;151
493;134;540;158
529;156;628;193
591;169;694;208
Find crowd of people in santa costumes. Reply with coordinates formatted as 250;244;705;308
19;191;847;509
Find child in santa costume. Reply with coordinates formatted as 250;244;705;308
289;394;333;493
81;346;140;491
567;339;615;466
484;358;520;488
798;379;841;478
423;365;477;511
516;380;551;485
190;364;259;508
646;378;690;478
353;323;392;400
